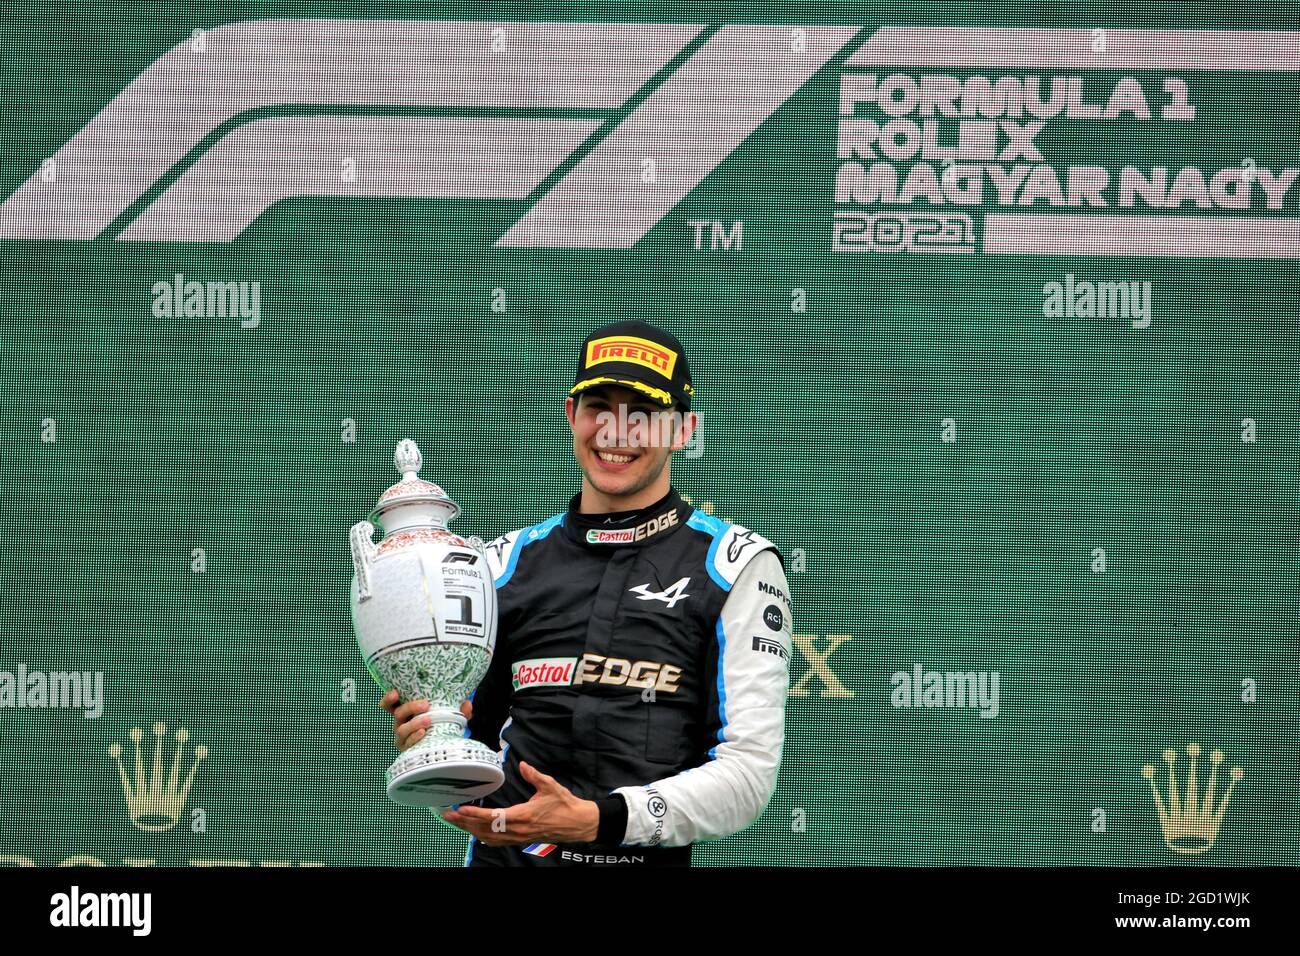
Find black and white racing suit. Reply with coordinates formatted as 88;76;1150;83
444;486;792;866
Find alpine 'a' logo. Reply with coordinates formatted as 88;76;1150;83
628;576;691;608
0;19;859;243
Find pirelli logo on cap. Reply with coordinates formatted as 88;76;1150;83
585;335;677;379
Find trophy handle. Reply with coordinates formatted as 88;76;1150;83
350;520;378;600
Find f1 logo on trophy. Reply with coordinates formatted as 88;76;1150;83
348;439;503;807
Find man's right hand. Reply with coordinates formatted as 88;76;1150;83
380;690;472;753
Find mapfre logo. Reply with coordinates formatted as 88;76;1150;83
0;19;858;243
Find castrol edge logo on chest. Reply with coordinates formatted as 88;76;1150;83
585;508;680;545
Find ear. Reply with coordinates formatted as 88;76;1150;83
565;395;578;429
670;410;698;452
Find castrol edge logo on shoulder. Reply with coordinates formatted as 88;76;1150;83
512;658;576;691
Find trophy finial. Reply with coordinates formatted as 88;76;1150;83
394;439;422;480
372;438;457;523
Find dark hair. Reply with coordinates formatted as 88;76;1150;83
576;387;689;417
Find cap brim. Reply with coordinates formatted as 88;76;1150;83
570;376;677;407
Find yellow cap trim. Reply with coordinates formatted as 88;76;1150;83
570;376;674;406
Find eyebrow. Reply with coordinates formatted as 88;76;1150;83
583;392;662;412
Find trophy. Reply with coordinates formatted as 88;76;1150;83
349;439;504;807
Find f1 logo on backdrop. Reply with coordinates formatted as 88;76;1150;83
1;21;1296;254
0;19;859;244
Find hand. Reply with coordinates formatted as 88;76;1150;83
380;690;472;753
439;761;600;846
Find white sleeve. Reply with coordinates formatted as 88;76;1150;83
614;548;792;847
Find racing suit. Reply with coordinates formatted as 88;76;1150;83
450;486;792;866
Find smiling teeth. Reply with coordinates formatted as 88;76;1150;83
597;451;634;463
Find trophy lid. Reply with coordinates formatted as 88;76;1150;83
368;439;461;529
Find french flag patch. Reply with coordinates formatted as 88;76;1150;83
523;843;557;857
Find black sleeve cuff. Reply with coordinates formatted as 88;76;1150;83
594;794;628;845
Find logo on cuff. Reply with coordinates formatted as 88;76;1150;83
644;788;666;846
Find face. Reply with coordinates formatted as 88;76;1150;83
565;385;694;500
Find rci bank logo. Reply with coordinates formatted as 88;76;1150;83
0;719;321;867
2;22;1293;256
1142;742;1245;856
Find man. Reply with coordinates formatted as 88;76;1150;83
381;319;793;866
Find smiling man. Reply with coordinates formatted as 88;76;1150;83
383;319;793;866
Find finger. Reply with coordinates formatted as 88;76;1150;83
393;699;430;725
450;805;500;823
396;710;431;741
440;811;497;842
519;761;558;789
459;699;472;719
396;713;432;749
446;815;532;848
396;726;426;752
379;689;401;714
438;810;475;836
467;804;539;834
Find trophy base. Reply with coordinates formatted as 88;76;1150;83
386;734;504;808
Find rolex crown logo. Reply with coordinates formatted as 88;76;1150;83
1141;743;1244;855
108;721;208;832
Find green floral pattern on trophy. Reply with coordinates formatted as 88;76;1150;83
368;643;490;712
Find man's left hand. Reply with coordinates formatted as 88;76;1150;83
439;761;599;846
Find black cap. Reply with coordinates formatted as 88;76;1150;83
569;320;694;410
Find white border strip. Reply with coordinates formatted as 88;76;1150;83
847;27;1300;71
984;214;1300;257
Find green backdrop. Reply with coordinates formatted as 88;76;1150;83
0;1;1295;866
